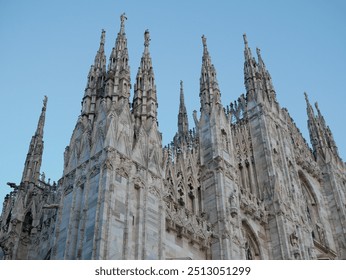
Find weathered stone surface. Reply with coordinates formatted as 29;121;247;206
0;15;345;260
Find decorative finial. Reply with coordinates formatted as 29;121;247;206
304;92;309;102
315;101;321;113
120;13;127;33
202;35;207;48
144;29;150;48
256;47;261;57
243;33;248;45
180;80;184;104
100;29;105;45
256;47;264;65
304;92;315;117
43;95;48;109
180;80;184;103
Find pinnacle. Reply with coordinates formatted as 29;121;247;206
256;47;261;57
144;29;151;51
100;29;105;46
243;33;248;45
202;35;207;48
120;13;127;34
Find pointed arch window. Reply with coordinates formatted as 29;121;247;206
299;172;326;246
4;211;12;232
187;178;195;214
177;182;185;206
242;221;261;260
22;211;33;235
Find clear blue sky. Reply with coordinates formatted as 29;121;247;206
0;0;345;207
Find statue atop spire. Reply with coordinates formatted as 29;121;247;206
120;13;127;34
202;35;207;49
100;29;105;46
133;29;157;131
144;29;151;51
105;13;131;103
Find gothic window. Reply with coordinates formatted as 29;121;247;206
22;211;33;235
221;129;229;151
167;185;174;201
177;182;185;206
197;186;202;214
187;180;195;214
299;172;323;244
5;211;11;232
242;221;261;260
239;160;254;195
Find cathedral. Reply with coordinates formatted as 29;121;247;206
1;14;346;260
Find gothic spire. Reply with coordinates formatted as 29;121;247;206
305;92;340;161
243;33;258;101
199;35;221;113
305;92;319;152
108;13;128;72
243;34;276;105
85;29;107;90
21;96;47;185
106;13;131;103
132;29;157;130
178;80;189;136
243;33;253;63
82;29;107;119
94;29;106;70
120;12;126;34
304;92;315;121
256;47;276;101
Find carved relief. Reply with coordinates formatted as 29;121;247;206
149;185;161;198
102;158;114;171
90;164;100;178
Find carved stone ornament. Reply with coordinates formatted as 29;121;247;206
149;185;161;198
289;231;299;247
102;158;114;171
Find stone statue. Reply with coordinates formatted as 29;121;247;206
290;231;299;247
40;172;46;182
201;35;207;48
144;29;150;47
120;13;127;25
245;241;253;260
